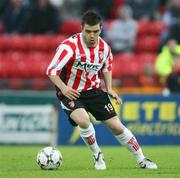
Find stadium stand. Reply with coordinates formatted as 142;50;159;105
59;19;81;35
135;36;160;53
0;0;167;93
137;20;166;37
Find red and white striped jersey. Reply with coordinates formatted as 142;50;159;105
47;33;113;92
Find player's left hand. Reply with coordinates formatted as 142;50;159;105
107;89;122;105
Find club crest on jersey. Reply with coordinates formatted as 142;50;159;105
98;51;103;62
68;101;75;108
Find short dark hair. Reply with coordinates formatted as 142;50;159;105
81;10;102;26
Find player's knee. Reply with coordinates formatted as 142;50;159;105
70;109;90;128
72;119;90;128
107;124;124;135
77;114;90;128
104;117;124;135
111;125;124;135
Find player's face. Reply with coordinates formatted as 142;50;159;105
82;23;102;48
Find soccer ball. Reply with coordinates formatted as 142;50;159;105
37;146;62;170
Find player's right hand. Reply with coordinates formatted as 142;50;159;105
61;86;80;100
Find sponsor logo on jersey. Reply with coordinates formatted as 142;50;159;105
75;61;101;72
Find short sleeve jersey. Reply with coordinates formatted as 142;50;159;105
47;33;113;92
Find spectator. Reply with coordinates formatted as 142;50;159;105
0;0;10;17
106;5;138;53
168;24;180;45
49;0;64;8
126;0;159;20
61;0;83;18
139;63;156;87
0;0;10;33
83;0;113;20
155;39;180;90
162;0;180;26
160;0;180;48
166;71;180;93
159;0;168;13
1;0;29;34
28;0;60;34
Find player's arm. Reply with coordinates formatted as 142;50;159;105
102;71;122;105
46;44;80;100
48;75;80;100
102;46;122;105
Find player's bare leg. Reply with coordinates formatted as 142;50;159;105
103;116;157;169
70;108;106;170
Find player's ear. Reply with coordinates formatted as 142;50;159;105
100;23;103;32
81;24;84;31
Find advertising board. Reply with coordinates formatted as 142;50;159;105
0;105;57;144
57;95;180;145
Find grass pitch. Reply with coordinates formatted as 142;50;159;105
0;145;180;178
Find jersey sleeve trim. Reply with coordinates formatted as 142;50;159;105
46;44;74;76
102;45;113;72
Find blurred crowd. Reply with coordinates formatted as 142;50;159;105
0;0;180;93
0;0;174;32
0;0;179;45
0;0;60;34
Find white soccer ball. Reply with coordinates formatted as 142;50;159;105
37;146;62;170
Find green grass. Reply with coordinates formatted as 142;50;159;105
0;146;180;178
